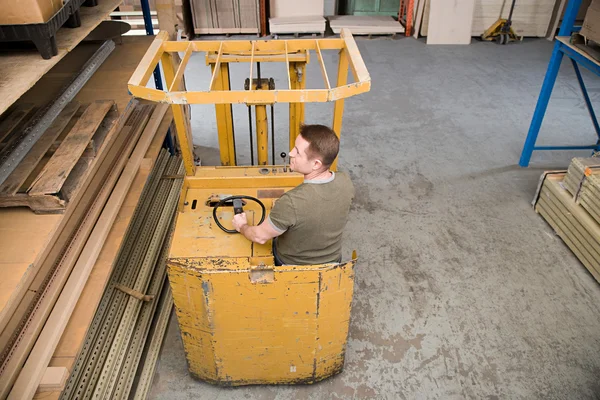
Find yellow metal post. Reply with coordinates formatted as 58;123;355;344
211;62;236;166
331;49;349;172
288;62;306;151
255;104;268;165
161;52;196;175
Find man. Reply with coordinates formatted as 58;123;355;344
231;124;355;265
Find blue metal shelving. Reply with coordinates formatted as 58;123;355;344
519;0;600;167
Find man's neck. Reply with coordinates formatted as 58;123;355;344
304;169;332;181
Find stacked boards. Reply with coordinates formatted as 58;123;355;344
329;16;404;36
189;0;260;34
535;157;600;282
269;0;325;35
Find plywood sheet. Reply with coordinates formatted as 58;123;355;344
0;0;123;116
427;0;475;44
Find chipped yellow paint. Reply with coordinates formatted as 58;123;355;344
167;167;357;385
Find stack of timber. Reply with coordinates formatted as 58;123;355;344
534;157;600;283
189;0;260;34
269;16;326;36
58;151;182;400
415;0;556;39
269;0;325;36
0;100;122;213
0;36;177;400
0;102;169;399
328;15;405;36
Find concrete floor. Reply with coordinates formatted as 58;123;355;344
149;37;600;399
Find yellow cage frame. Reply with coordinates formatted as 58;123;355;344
128;28;370;175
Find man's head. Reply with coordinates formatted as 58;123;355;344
289;124;339;175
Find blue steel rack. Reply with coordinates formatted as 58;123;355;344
519;0;600;167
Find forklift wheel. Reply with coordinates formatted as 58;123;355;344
496;33;507;45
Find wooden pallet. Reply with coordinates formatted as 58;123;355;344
0;100;119;213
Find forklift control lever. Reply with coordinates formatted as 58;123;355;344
213;195;266;234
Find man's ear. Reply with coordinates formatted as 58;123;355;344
312;158;323;171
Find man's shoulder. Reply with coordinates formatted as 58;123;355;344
333;171;354;191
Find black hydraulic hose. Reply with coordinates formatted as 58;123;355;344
213;195;266;234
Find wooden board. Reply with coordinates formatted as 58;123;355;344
0;36;155;341
426;0;475;45
0;102;81;196
557;36;600;69
37;367;68;393
0;104;35;144
28;101;114;196
0;0;123;117
413;0;426;38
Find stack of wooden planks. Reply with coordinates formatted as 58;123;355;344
0;100;122;213
0;36;177;399
189;0;260;34
269;0;325;36
328;15;404;36
414;0;557;41
534;157;600;283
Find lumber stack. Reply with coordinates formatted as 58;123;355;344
328;15;405;36
269;0;325;35
0;37;177;400
189;0;260;34
0;100;123;213
0;101;173;399
534;157;600;283
414;0;556;39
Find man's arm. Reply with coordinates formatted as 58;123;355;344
232;213;283;244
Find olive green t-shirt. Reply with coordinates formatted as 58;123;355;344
268;171;354;265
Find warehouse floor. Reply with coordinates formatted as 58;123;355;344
149;37;600;399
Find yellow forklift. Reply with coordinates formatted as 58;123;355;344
128;29;370;385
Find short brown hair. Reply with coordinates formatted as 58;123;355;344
299;124;339;168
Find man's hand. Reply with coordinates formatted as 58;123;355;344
232;212;248;232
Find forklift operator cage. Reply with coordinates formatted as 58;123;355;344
127;29;371;106
127;28;370;175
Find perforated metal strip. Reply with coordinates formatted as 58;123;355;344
92;159;183;399
113;202;179;400
132;285;173;400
